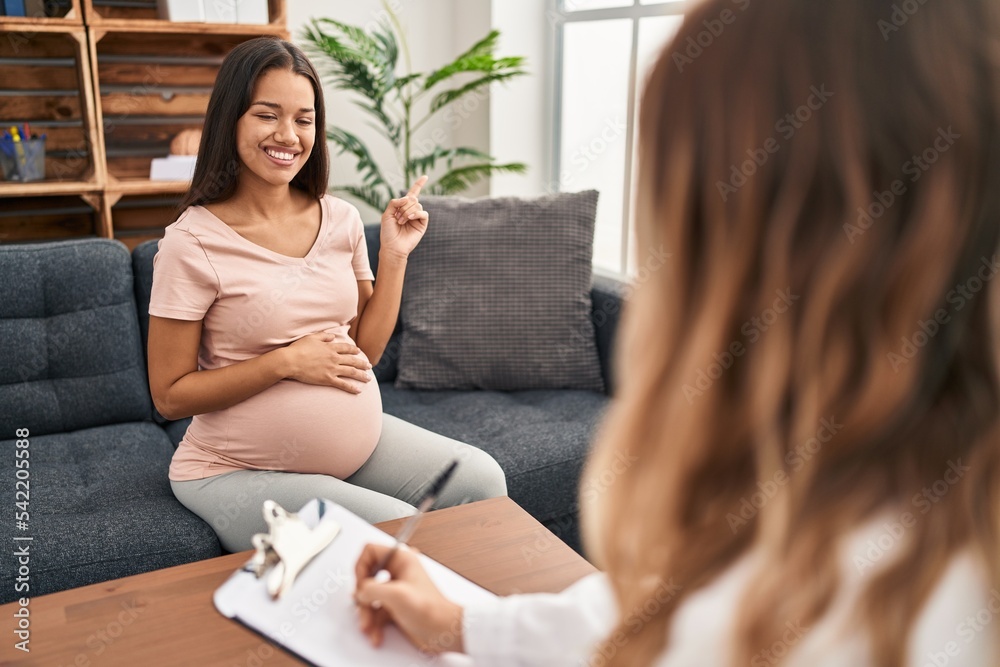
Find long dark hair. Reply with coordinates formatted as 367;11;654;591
584;0;1000;665
178;36;328;211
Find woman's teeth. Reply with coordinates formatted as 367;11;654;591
265;148;295;160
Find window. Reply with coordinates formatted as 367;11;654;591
553;0;685;274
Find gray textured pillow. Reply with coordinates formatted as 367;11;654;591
395;190;605;392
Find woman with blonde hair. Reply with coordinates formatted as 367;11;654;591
353;0;1000;664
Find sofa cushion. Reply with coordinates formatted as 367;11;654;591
0;239;152;437
164;416;192;448
394;191;605;392
0;421;221;602
380;383;607;532
366;223;624;394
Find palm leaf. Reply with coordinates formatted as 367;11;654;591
393;72;422;94
424;31;502;89
303;37;383;105
305;18;399;88
430;162;528;195
429;68;524;113
335;184;389;212
327;127;393;196
371;25;399;88
407;146;492;176
308;18;385;64
305;8;530;201
329;59;384;101
357;100;401;144
301;19;400;139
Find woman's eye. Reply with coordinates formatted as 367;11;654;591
257;114;276;121
297;119;314;126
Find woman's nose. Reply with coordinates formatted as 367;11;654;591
273;120;297;145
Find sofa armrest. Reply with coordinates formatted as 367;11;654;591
591;274;627;395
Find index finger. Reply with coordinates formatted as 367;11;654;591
407;175;429;198
355;543;393;589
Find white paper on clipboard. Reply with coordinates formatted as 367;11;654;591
213;498;494;666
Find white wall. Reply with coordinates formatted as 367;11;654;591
289;0;505;219
489;0;552;198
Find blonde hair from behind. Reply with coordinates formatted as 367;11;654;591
581;0;1000;665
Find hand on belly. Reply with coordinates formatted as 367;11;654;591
201;377;384;478
282;332;374;395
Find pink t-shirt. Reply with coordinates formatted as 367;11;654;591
149;194;382;482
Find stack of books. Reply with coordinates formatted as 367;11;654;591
158;0;269;24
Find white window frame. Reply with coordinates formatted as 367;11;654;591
551;0;686;275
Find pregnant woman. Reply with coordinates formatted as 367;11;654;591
147;37;507;552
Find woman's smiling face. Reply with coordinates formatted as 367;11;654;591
235;68;316;188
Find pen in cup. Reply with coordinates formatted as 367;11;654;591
1;125;46;181
7;127;24;181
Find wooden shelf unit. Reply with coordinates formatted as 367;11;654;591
82;0;286;34
0;194;101;242
91;30;244;182
0;0;287;244
103;191;185;249
0;27;102;187
0;0;82;27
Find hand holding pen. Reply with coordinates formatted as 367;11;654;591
370;459;458;576
353;460;466;653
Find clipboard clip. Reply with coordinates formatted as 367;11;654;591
244;499;342;599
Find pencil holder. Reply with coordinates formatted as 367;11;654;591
0;136;46;182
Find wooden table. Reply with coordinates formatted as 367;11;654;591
2;497;596;666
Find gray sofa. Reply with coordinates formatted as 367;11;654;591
0;240;222;604
0;233;623;603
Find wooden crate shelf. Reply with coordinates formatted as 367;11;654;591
105;191;183;249
0;28;102;192
105;176;189;194
83;0;286;35
0;0;285;243
89;30;279;187
0;180;99;197
0;194;100;242
0;0;82;28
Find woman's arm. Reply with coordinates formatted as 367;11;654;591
353;543;617;665
349;176;429;365
148;316;371;420
350;253;407;365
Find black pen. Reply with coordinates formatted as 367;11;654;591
371;459;459;576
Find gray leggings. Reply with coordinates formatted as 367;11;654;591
170;414;507;552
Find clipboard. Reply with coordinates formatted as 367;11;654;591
214;498;495;666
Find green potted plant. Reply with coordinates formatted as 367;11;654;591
301;6;528;212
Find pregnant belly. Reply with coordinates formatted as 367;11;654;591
188;376;383;479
